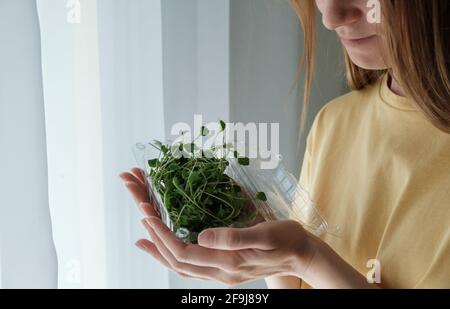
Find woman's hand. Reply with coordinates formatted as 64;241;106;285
142;217;315;286
120;168;316;285
120;168;377;288
119;167;158;218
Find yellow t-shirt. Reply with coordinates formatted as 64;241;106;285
298;74;450;288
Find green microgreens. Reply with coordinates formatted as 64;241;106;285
147;120;266;240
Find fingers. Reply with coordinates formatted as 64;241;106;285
135;239;196;280
119;171;145;187
120;169;160;217
144;217;243;272
139;221;282;286
124;181;150;206
130;167;147;185
138;202;159;218
135;239;172;268
198;222;277;251
141;220;223;281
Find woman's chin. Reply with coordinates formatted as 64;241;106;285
347;52;387;71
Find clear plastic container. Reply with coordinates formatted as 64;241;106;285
225;154;337;237
133;141;337;243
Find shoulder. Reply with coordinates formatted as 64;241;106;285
317;81;379;125
311;81;380;133
306;80;381;149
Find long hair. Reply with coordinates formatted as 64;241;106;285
290;0;450;134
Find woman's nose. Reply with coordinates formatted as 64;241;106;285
320;0;364;30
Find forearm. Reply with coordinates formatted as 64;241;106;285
265;276;302;289
300;237;379;289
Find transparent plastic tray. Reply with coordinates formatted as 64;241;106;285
133;142;338;243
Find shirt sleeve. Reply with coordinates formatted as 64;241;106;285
299;138;312;193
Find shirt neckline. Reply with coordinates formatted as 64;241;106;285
379;74;417;112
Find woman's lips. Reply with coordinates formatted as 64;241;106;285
339;35;377;47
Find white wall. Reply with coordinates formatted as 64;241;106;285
162;0;231;289
230;0;346;177
162;0;230;138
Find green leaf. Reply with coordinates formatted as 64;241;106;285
218;207;226;218
168;163;179;172
237;157;250;166
161;145;169;154
148;159;159;168
220;120;226;131
201;126;210;137
255;192;267;202
188;172;201;186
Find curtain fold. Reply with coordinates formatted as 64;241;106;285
38;0;169;288
0;0;57;288
96;0;169;288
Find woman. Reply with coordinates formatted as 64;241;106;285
120;0;450;288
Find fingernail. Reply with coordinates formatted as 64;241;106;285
198;231;214;247
139;202;146;210
135;241;145;250
139;202;149;213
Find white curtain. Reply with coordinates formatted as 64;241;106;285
0;0;57;288
36;0;233;289
37;0;168;288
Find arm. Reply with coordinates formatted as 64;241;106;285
299;236;379;289
264;234;378;289
265;276;302;289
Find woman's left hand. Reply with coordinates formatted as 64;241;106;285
138;215;316;286
120;168;316;286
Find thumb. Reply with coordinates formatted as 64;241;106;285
198;222;277;251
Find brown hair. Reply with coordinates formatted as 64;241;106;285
290;0;450;135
